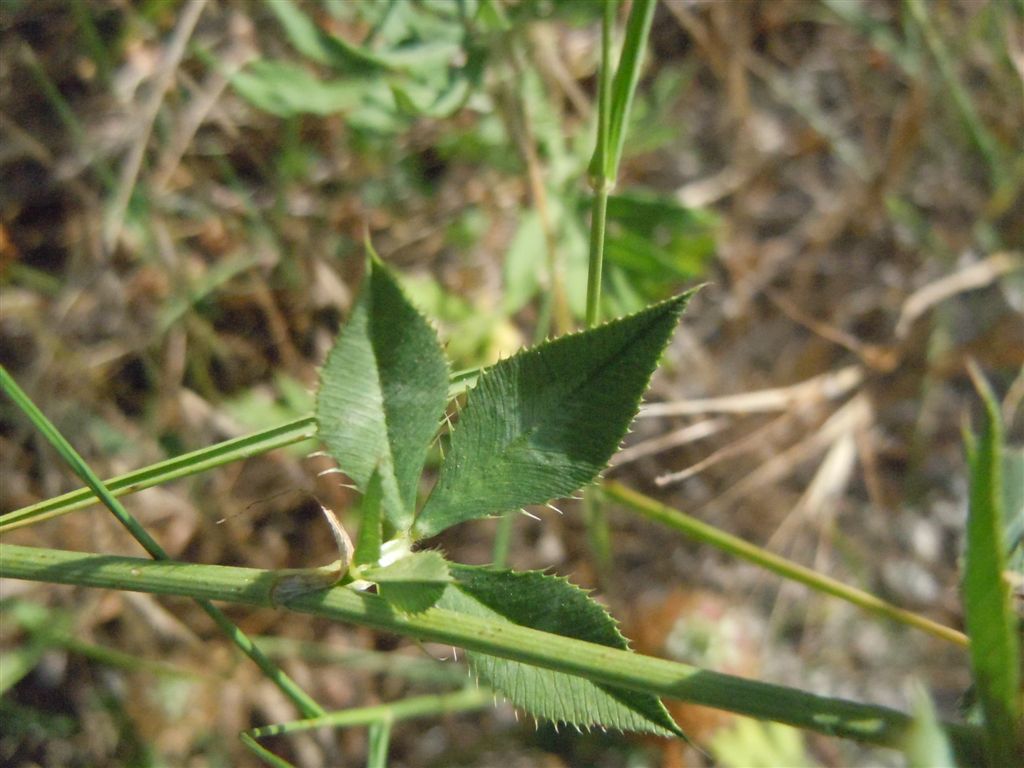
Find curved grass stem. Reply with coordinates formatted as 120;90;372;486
0;415;317;533
602;480;969;648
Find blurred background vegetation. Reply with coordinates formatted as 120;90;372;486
1;0;1021;766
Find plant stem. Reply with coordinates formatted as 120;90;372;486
585;0;616;329
582;0;658;582
584;0;657;327
904;0;1005;188
0;366;324;719
1;367;158;558
249;687;489;738
241;688;487;768
0;415;317;532
581;0;614;570
606;0;657;175
585;185;611;328
602;480;969;648
1;364;494;533
582;481;613;579
0;543;984;761
491;512;513;567
240;734;295;768
19;40;115;190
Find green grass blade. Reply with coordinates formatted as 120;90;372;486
606;0;656;176
588;0;615;185
963;366;1021;765
0;415;317;533
603;480;969;648
581;0;658;572
19;40;115;190
904;0;1006;187
69;0;112;83
585;0;616;328
1;363;493;535
0;366;491;536
240;733;297;768
367;720;391;768
0;542;985;760
1;366;163;558
0;366;324;719
821;0;920;75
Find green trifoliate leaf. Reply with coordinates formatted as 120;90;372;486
413;291;694;539
362;551;451;613
439;565;682;737
316;258;449;530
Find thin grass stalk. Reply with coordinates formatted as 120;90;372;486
582;0;657;583
581;1;619;581
68;0;112;84
19;42;116;190
585;184;611;328
0;364;482;533
606;0;657;175
242;689;485;768
240;734;296;768
249;687;489;738
0;542;984;761
491;511;513;567
904;0;1005;187
0;415;317;532
0;366;324;719
585;0;617;328
601;480;969;648
582;480;613;577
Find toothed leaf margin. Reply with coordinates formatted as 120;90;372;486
414;291;694;539
439;565;683;737
316;259;449;530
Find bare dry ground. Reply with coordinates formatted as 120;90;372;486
1;1;1021;766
